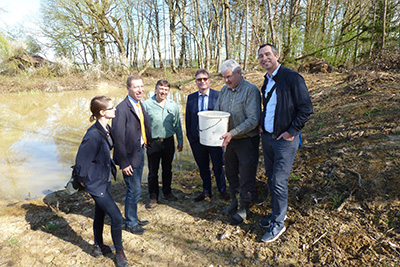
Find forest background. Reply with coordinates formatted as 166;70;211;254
0;0;399;75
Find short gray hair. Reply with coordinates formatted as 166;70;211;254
221;59;241;74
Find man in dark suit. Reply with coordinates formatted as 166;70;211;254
185;69;230;202
258;44;313;242
112;74;152;235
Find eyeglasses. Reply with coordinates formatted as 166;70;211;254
196;77;209;82
104;106;115;110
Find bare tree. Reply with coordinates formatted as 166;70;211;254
224;0;230;59
381;0;388;49
243;0;249;70
178;0;188;68
165;0;179;72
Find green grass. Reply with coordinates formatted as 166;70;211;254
331;193;343;209
290;173;301;182
8;237;19;246
363;108;381;116
43;221;62;232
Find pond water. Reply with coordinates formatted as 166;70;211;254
0;83;197;201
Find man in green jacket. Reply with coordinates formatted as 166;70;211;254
142;79;183;208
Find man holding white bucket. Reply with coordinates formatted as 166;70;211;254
215;59;261;225
185;69;230;202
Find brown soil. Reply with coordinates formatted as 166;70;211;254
1;62;399;266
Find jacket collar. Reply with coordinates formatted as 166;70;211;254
94;120;113;148
271;65;288;84
124;96;140;119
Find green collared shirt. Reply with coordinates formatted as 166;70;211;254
215;78;261;139
142;95;183;145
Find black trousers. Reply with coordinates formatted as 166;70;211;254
189;140;227;195
91;182;123;250
225;135;259;205
146;137;175;200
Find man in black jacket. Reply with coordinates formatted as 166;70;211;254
258;44;313;242
112;74;152;235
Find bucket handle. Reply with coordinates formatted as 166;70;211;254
199;119;222;132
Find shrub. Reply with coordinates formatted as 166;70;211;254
53;56;74;76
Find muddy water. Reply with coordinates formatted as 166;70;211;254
0;84;196;201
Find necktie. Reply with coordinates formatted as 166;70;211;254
200;95;205;111
136;102;147;144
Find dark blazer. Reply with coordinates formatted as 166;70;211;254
112;96;152;170
260;66;313;137
185;88;220;144
75;121;116;197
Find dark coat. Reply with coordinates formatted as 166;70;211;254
185;88;220;144
74;121;116;197
112;96;152;170
260;66;313;137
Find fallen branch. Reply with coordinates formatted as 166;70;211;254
336;188;357;212
312;232;327;246
388;241;400;256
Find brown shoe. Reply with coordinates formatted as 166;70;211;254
147;199;157;209
116;249;129;267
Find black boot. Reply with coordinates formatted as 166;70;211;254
230;201;250;225
222;195;238;215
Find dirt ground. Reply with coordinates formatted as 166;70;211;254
0;59;399;266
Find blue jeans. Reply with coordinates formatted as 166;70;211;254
91;182;124;251
123;148;144;228
261;132;299;226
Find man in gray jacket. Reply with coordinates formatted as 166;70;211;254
215;59;261;225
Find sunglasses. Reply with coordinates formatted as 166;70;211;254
196;78;209;82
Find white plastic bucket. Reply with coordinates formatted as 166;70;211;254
198;111;230;146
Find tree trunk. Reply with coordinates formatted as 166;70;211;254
381;0;387;50
243;0;249;71
283;0;299;60
194;0;211;69
266;0;277;45
224;0;230;59
178;0;187;68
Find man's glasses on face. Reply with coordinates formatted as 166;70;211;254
196;77;209;82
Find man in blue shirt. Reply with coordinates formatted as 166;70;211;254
185;69;230;202
258;44;313;242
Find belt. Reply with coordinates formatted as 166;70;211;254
153;136;173;142
262;131;276;139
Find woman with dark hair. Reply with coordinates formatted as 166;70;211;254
74;96;129;267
